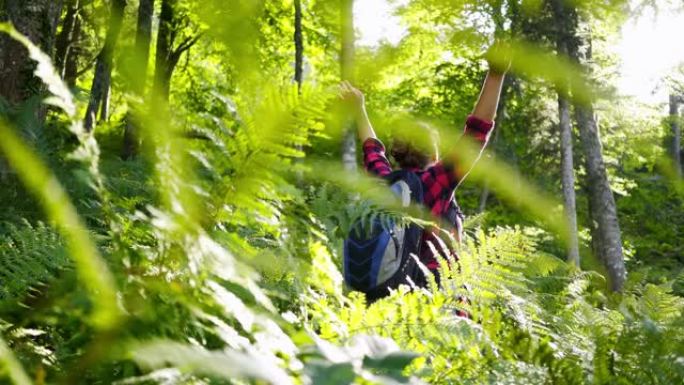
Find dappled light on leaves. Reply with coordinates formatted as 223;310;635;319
0;0;682;384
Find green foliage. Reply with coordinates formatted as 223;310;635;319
0;1;682;384
0;23;120;331
306;226;684;384
0;221;69;305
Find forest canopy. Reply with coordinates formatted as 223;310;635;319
0;0;683;384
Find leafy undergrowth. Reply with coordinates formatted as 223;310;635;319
0;19;683;385
302;223;684;385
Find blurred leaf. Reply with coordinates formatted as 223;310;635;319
131;340;293;385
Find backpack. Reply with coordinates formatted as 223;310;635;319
343;170;425;302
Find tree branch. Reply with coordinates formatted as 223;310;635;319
74;54;99;79
173;33;203;58
168;33;203;75
163;33;203;84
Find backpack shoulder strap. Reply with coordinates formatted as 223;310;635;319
443;198;463;221
384;170;424;204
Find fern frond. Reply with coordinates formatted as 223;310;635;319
0;221;70;306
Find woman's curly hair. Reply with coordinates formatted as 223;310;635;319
390;140;432;169
390;123;440;170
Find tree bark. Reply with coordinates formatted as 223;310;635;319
99;71;111;122
154;0;198;101
340;0;356;171
0;0;63;106
54;0;80;78
293;0;305;171
0;0;62;179
549;0;624;289
572;29;626;291
575;105;625;290
670;94;682;177
122;0;155;159
552;5;581;266
558;94;580;266
154;0;175;100
575;105;626;291
63;10;82;88
83;0;126;132
294;0;304;92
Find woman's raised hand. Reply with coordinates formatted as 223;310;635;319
485;41;513;75
339;80;366;112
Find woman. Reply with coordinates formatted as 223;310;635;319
340;52;509;289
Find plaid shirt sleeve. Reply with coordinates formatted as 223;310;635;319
362;138;393;177
422;115;495;215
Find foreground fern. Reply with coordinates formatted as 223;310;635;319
303;225;684;384
0;221;69;305
1;12;683;385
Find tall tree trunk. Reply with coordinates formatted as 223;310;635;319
573;30;625;291
154;0;199;102
0;0;63;106
0;0;62;180
83;0;126;132
63;10;82;88
123;0;155;159
294;0;304;93
54;0;80;78
575;104;626;291
558;94;580;266
552;4;581;266
340;0;356;171
154;0;174;100
293;0;305;170
550;0;625;289
99;72;111;122
670;94;682;177
583;182;602;261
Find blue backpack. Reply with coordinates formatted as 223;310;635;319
343;170;426;302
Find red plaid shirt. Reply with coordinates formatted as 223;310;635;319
362;115;495;270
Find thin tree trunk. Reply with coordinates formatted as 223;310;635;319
670;94;682;177
554;19;581;266
573;34;626;291
340;0;356;171
558;94;580;266
63;11;82;88
154;0;199;102
0;0;63;106
549;0;624;289
123;0;155;159
84;0;126;132
84;55;108;130
292;0;306;184
99;71;111;122
0;0;62;179
575;105;626;291
294;0;304;92
54;0;80;78
154;0;175;101
583;182;602;260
